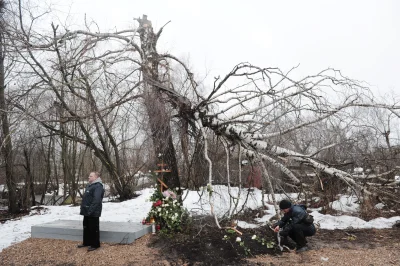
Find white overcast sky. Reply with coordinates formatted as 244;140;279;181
50;0;399;96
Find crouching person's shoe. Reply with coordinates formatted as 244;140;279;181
280;236;287;244
296;246;309;253
87;246;99;251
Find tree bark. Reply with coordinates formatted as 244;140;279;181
138;15;180;189
23;148;36;207
0;7;18;213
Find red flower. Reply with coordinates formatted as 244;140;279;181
153;200;162;207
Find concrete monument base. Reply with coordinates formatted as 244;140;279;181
31;220;152;244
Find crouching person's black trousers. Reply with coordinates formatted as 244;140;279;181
287;223;315;248
83;216;100;248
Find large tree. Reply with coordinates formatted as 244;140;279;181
8;4;400;212
0;0;19;213
10;5;164;200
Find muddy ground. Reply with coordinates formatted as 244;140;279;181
150;215;400;265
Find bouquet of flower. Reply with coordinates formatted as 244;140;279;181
147;188;188;232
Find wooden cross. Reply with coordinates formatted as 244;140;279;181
154;161;171;192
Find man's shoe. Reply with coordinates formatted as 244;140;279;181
296;246;309;253
77;244;89;248
87;246;99;251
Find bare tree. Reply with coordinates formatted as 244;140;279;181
6;2;400;221
0;0;19;213
137;15;180;189
8;2;153;200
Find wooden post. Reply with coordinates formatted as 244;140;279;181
154;160;171;192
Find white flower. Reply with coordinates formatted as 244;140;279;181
252;235;257;240
236;237;241;242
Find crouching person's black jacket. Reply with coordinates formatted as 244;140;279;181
277;204;309;228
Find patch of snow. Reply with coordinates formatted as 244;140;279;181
354;167;363;173
330;195;360;213
237;221;259;229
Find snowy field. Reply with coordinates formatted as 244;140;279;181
0;186;399;252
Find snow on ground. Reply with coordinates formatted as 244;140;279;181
0;185;399;252
330;195;360;213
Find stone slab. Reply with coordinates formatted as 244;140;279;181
31;219;152;244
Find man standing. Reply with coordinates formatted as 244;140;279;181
77;171;104;251
273;199;315;253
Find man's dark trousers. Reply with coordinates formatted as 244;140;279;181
83;216;100;248
287;223;315;248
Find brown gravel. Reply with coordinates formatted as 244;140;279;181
0;235;174;266
248;246;400;265
1;229;399;265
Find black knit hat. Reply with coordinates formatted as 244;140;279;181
279;199;292;210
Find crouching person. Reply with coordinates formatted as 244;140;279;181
273;199;315;253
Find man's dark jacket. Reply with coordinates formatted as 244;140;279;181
277;204;309;228
80;178;104;217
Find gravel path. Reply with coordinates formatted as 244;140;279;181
1;229;399;265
